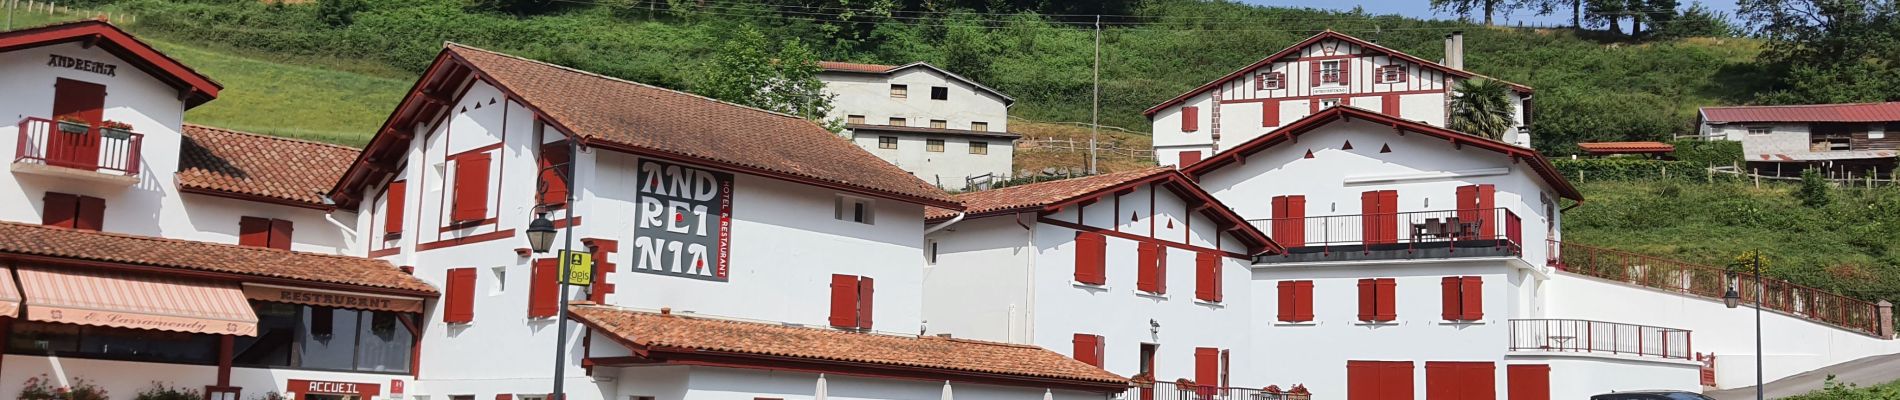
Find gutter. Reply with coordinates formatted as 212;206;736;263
923;212;966;235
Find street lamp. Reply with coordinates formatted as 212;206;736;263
526;138;579;400
526;213;557;253
1725;252;1764;400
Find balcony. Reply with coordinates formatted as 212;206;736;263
1133;381;1299;400
13;117;143;185
1509;319;1692;360
1250;208;1523;264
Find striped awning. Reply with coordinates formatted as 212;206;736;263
0;269;19;318
15;266;258;336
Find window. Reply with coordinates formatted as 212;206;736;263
86;301;419;373
41;192;104;231
538;141;572;208
1356;278;1397;322
1320;60;1343;84
1181;106;1201;132
1270;195;1307;247
239;216;294;250
1276;280;1315;322
529;259;561;318
878;136;898;149
926;139;945;152
1136;242;1167;294
1320;98;1343;109
1379;65;1406;83
9;320;217;365
926;240;939;265
1258;71;1285;90
888;117;907;127
930;119;947;129
970;141;989;155
846;115;865;125
1347;361;1414;400
1426;361;1496;400
1139;343;1159;379
836;195;875;225
383;181;407;239
1360;190;1399;244
444;268;476;323
1074;232;1106;285
829;274;875;329
890;84;908;98
1441;276;1484;321
930;86;949;100
1195;347;1221;389
1194;252;1222;302
1746;126;1772;135
490;266;508;295
1180;150;1204;166
450;152;492;223
1072;334;1104;367
971;121;990;132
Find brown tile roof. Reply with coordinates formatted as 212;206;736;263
178;124;360;208
568;305;1127;390
443;44;957;208
846;123;1021;140
928;167;1174;221
818;61;898;73
1577;141;1675;154
1701;102;1900;123
0;221;436;295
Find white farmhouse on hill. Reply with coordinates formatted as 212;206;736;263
818;61;1017;190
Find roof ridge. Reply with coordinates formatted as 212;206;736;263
575;304;1062;350
1;220;376;262
443;42;816;123
183;123;363;151
1705;101;1900;109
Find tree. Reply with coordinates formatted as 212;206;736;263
316;0;367;26
1448;79;1518;140
1738;0;1900;104
695;26;836;126
1524;0;1588;27
1585;0;1630;35
1797;168;1833;207
1431;0;1515;25
1653;2;1739;37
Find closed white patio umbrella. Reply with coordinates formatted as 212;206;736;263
815;373;828;400
940;380;953;400
1042;389;1054;400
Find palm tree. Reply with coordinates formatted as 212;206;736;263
1448;79;1518;140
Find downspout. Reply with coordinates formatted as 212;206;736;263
1561;198;1584;212
319;195;359;246
1018;212;1037;345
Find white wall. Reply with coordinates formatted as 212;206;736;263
1507;355;1702;399
921;214;1033;343
849;129;1014;190
0;355;418;400
820;67;1009;132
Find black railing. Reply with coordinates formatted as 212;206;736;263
1132;382;1295;400
1249;207;1522;254
1509;319;1692;360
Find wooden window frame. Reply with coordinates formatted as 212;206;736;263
971;121;989;132
929;119;947;129
930;86;949;100
969;141;989;155
877;136;898;149
846;115;865;125
926;139;945;153
888;117;907;127
890;84;908;99
1320;61;1344;84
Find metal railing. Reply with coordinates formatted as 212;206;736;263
1248;207;1522;252
1509;319;1693;360
1551;241;1885;337
1132;381;1291;400
15;117;143;177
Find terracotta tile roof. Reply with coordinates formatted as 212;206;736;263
928;167;1173;221
568;305;1127;389
442;44;957;208
1145;30;1531;116
0;221;436;295
1701;102;1900;123
0;20;220;108
178;124;359;208
1577;141;1675;154
818;61;898;73
845;123;1021;140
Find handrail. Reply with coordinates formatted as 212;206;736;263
14;116;143;177
1246;207;1523;253
1509;318;1693;359
1132;381;1293;400
1550;240;1884;336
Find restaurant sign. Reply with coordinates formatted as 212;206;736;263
242;284;425;313
632;158;734;282
288;379;381;398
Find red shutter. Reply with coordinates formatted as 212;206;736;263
1383;95;1401;117
384;180;407;236
1426;362;1456;400
1356;279;1375;321
1072;334;1102;367
1282;195;1306;247
451;152;492;222
530;259;559;318
1074;232;1107;285
73;195;105;231
1361;191;1382;244
1194;347;1219;388
1270;195;1287;245
444;268;476;323
1384;361;1415;400
1464;362;1497;400
268;219;293;250
42;192;78;228
1136;243;1159;293
1442;276;1462;321
1462;277;1485;320
1380;190;1399;243
1347;361;1377;400
1477;184;1497;238
239;217;271;247
497;395;513;400
857;276;875;330
1195;252;1220;302
1277;281;1294;321
1255;73;1265;89
1263;100;1281;127
1179;150;1204;166
1507;364;1551;400
1310;62;1322;87
1375;278;1397;321
1182;107;1200;132
1293;281;1315;321
539;142;571;206
1340;60;1353;86
828;274;859;328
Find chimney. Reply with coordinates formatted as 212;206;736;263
1447;31;1466;70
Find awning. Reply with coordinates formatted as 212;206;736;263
242;283;425;313
0;269;19;318
16;266;258;336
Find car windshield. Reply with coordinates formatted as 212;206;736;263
1663;393;1715;400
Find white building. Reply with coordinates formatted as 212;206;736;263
921;166;1283;394
1147;31;1534;167
1696;102;1899;177
818;61;1017;190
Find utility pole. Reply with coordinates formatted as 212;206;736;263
1089;15;1100;174
1754;251;1764;400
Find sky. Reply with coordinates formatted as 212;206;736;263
1236;0;1744;27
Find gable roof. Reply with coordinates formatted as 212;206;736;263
0;221;436;296
568;304;1128;392
1182;106;1583;202
178;124;359;209
0;20;221;108
818;60;1016;105
927;166;1282;255
1143;30;1531;116
1700;102;1900;124
332;44;959;209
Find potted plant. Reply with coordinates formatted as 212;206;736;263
54;115;88;134
1286;384;1311;400
1263;385;1283;395
99;120;134;140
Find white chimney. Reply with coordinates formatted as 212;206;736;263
1447;31;1466;70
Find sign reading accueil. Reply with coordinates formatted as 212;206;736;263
632;158;733;281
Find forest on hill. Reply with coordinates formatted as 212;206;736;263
77;0;1898;154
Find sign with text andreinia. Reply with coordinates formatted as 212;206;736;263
633;158;734;281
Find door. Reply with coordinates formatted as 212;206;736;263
1361;190;1398;244
49;78;106;169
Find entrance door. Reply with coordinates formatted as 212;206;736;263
49;78;106;169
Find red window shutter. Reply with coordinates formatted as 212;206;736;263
828;274;859;328
1195;252;1219;302
857;276;875;330
1383;95;1401;117
451;152;492;222
1263;100;1281;127
1310;62;1322;87
1477;184;1497;238
1136;243;1160;293
1464;362;1497;400
1461;277;1485;320
497;395;513;400
1380;190;1399;243
1442;276;1462;321
1276;281;1294;321
239;217;271;247
1072;334;1102;367
1375;278;1397;321
1361;191;1382;244
1270;195;1287;244
1294;280;1315;321
1426;362;1457;400
1347;361;1377;400
1074;232;1107;285
530;259;559;318
1182;107;1200;132
1384;361;1415;400
1280;195;1306;247
539;142;571;206
1507;364;1551;400
384;181;407;236
444;268;476;323
42;192;78;228
1340;61;1353;85
73;195;105;231
1356;279;1375;321
1194;347;1219;388
1179;150;1204;166
1255;73;1265;89
268;219;294;250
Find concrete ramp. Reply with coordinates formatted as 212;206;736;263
1705;352;1900;399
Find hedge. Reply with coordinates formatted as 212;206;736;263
1554;158;1746;183
1668;139;1743;166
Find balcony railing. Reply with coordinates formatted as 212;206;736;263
1509;319;1692;360
15;117;143;177
1249;208;1522;262
1551;241;1885;337
1132;381;1294;400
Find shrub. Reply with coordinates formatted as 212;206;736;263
19;375;108;400
136;383;202;400
1798;168;1833;208
1669;140;1743;166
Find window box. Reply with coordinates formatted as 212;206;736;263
56;120;88;134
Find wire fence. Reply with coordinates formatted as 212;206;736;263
6;0;139;29
1017;137;1155;160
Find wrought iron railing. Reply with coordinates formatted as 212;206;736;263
1248;207;1522;253
1551;241;1885;337
15;116;143;177
1132;381;1294;400
1509;319;1692;360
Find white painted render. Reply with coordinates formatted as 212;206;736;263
1505;355;1701;399
0;356;421;400
849;129;1014;190
821;65;1014;190
602;362;1109;400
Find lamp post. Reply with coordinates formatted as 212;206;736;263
1724;252;1763;400
525;138;578;400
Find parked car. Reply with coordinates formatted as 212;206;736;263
1591;390;1717;400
